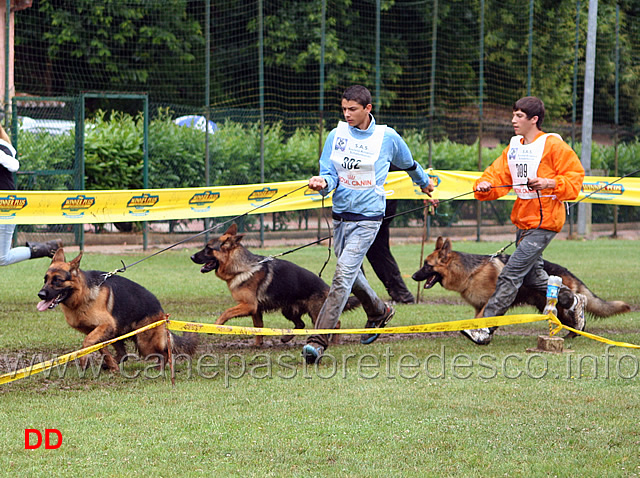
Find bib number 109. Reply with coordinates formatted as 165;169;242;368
515;163;528;178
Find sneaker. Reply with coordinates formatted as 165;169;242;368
460;327;493;345
360;305;395;345
568;293;587;331
302;343;324;365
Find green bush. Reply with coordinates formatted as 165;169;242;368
84;111;144;190
15;130;76;190
148;109;206;188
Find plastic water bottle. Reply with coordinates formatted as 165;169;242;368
543;275;563;317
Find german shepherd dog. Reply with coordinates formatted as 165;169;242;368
37;248;198;371
190;223;358;345
412;237;630;328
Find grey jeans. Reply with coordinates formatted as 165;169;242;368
308;219;387;348
483;228;568;318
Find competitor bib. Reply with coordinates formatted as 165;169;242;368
508;133;560;199
330;121;386;190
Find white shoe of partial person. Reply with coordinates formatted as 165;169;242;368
460;327;492;345
568;293;587;331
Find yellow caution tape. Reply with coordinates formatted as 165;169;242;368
0;319;165;385
167;313;547;336
3;313;639;386
547;314;640;349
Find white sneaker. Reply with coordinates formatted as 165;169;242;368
461;327;492;345
569;293;587;331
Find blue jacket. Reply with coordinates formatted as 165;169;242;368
318;115;430;218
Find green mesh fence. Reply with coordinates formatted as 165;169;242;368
13;1;640;135
7;0;640;245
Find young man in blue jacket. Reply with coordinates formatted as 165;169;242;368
302;85;436;364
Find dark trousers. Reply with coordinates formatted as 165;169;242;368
365;200;415;303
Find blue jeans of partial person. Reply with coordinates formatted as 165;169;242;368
307;219;387;349
0;223;30;266
483;228;558;318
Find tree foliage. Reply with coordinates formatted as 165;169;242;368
16;0;204;105
13;0;640;131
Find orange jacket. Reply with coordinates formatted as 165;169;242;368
474;132;585;232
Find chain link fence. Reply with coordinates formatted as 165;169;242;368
7;0;640;247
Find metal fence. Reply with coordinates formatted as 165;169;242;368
6;0;640;247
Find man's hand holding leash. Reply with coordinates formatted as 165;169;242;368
309;176;327;192
475;178;556;192
309;175;438;209
526;177;556;191
475;180;492;192
422;178;439;210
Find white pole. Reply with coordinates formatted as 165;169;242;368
578;0;598;236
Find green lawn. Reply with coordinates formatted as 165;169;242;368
1;238;639;477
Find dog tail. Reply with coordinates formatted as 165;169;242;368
551;264;631;319
170;331;199;356
580;288;631;318
588;297;631;318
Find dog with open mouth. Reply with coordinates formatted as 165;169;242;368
412;237;630;331
38;248;197;371
190;223;359;346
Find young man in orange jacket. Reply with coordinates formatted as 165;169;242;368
463;96;586;345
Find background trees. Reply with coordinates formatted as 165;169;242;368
13;0;640;137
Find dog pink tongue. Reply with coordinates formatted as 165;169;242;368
37;299;55;312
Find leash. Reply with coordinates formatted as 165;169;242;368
258;193;333;276
485;181;542;258
503;169;639;254
257;169;638;276
567;167;640;210
100;184;310;282
258;184;522;272
317;194;333;278
483;168;639;259
260;185;509;275
460;181;528;259
257;235;333;264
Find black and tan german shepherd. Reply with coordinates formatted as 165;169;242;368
190;223;358;345
37;248;198;371
412;237;630;327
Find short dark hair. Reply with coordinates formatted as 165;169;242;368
513;96;545;129
342;85;372;109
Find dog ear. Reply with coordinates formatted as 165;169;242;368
224;223;238;235
439;238;452;262
435;236;444;250
51;247;66;263
69;251;83;272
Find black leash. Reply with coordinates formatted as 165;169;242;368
257;235;333;264
317;194;333;278
488;180;544;257
487;169;640;258
257;183;528;272
567;168;640;210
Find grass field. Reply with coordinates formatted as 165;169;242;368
1;237;639;477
